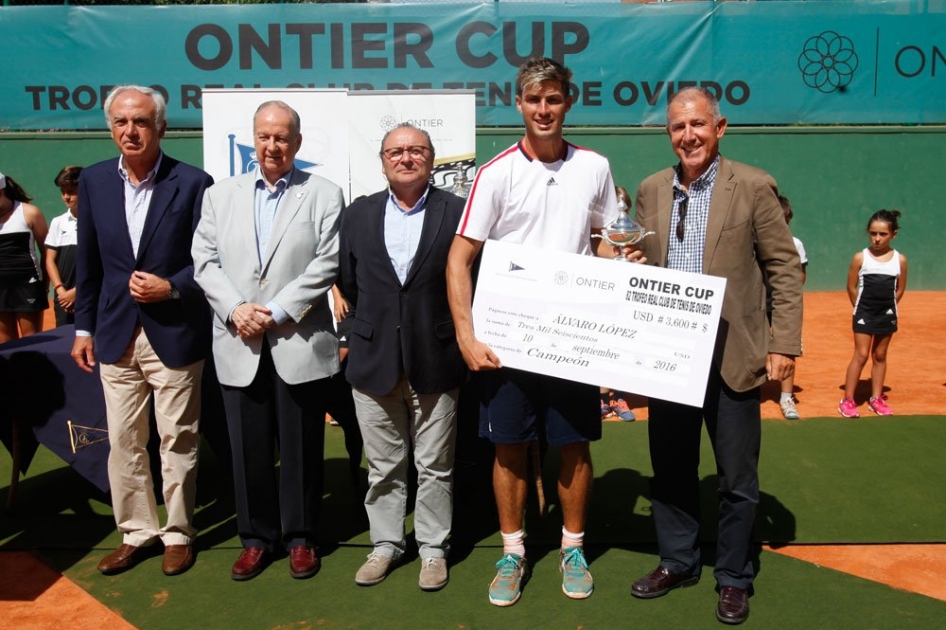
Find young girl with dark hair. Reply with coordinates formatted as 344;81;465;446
838;209;908;417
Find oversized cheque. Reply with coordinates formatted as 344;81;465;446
472;240;727;407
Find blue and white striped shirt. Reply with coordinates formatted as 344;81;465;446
667;156;719;275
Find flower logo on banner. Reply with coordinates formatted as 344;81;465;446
798;31;859;93
379;115;399;133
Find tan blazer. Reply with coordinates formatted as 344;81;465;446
635;156;803;393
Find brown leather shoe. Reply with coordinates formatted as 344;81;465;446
716;586;750;625
97;544;147;575
231;547;268;581
631;565;699;599
288;545;321;579
162;544;195;576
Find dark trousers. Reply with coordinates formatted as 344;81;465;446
647;367;761;589
220;342;330;551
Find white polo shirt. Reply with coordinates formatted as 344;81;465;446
45;209;78;250
457;141;618;255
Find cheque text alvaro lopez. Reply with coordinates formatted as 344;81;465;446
522;314;632;369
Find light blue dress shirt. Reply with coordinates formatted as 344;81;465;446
384;186;429;285
119;152;162;259
253;168;292;324
77;153;162;338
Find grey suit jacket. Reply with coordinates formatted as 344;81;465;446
635;156;803;393
192;169;345;387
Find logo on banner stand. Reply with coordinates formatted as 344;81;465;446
228;134;320;176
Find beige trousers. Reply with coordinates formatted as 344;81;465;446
353;378;458;560
99;327;203;547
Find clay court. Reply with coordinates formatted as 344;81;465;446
615;290;946;421
2;291;945;628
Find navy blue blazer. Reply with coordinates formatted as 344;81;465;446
338;186;467;396
74;154;213;368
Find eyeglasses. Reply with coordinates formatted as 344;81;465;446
381;145;431;162
675;197;688;241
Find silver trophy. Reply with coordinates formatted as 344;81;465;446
593;197;654;261
450;170;471;198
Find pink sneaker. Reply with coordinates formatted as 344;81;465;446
610;397;636;422
838;397;860;418
868;395;894;416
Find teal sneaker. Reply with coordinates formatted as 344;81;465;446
560;547;594;599
488;553;529;607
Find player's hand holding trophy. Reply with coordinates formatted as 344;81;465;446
593;197;653;261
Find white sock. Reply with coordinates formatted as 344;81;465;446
501;530;526;557
561;527;584;550
780;392;793;403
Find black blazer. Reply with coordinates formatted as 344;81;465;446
74;155;213;367
338;186;467;396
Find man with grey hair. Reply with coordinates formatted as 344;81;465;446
630;86;803;625
72;85;213;577
193;100;345;581
338;122;467;591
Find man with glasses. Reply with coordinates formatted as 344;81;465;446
630;87;803;625
338;123;467;591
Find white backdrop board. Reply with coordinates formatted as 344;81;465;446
347;91;476;200
202;89;476;203
202;89;351;201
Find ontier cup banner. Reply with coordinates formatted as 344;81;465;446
3;2;943;129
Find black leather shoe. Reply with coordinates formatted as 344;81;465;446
716;586;750;625
631;565;699;599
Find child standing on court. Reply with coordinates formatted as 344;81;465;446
838;209;907;417
44;166;81;326
769;195;808;419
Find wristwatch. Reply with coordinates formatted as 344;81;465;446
168;282;181;300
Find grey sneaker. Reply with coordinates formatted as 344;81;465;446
355;552;395;586
418;556;448;591
780;396;800;420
